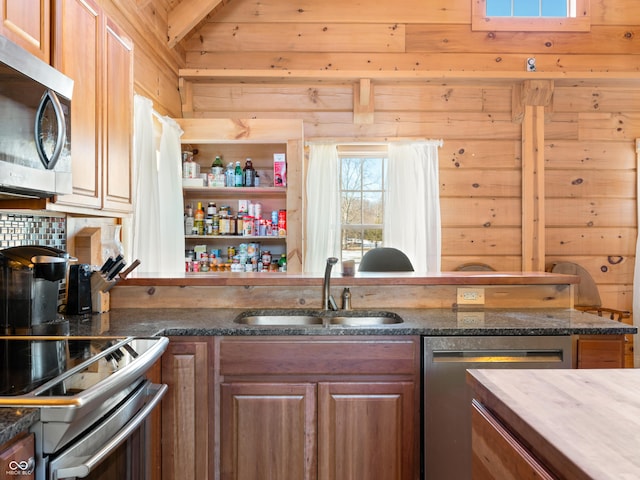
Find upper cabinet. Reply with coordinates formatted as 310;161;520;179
51;0;133;215
0;0;50;62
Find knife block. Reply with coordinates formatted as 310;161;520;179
90;272;115;313
92;290;110;313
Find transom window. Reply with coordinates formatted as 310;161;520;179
339;146;387;265
487;0;575;17
472;0;590;32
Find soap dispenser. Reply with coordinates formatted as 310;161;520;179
341;287;352;310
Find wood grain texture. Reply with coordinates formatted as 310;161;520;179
468;368;640;479
110;282;573;309
161;338;214;480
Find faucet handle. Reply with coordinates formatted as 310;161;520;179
328;295;338;311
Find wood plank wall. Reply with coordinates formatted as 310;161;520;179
93;0;637;347
174;0;638;321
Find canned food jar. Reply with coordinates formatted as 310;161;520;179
219;216;230;235
243;216;254;236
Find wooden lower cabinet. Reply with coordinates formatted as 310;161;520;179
218;336;420;480
160;337;215;480
575;334;625;368
220;382;317;480
317;381;416;480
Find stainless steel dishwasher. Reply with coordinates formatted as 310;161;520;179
423;335;572;480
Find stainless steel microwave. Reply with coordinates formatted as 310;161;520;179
0;35;73;198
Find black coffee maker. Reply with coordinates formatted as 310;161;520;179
0;245;73;335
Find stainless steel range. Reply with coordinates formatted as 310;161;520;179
0;335;168;480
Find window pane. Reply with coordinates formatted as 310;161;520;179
362;191;383;225
514;0;539;16
342;228;363;262
341;157;361;190
542;1;566;16
487;0;511;16
363;228;382;250
362;157;384;190
341;191;362;224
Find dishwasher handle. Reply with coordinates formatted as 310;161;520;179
432;349;566;363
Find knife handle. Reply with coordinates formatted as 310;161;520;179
119;259;141;279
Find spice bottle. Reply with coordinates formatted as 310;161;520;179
234;161;243;187
194;202;205;235
243;158;256;187
225;163;235;187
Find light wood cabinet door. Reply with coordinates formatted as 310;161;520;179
161;338;213;480
220;382;317;480
0;0;50;62
101;18;133;213
52;0;132;213
52;0;102;208
318;381;417;480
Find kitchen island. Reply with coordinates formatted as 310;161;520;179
467;368;640;479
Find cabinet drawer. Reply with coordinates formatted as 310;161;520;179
219;336;419;376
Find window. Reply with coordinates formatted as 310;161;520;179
339;146;387;265
472;0;590;32
487;0;572;17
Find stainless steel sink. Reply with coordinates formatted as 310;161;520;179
329;315;402;326
235;314;323;326
234;310;403;327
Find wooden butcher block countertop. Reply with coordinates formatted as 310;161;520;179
467;368;640;479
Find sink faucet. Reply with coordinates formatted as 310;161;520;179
323;257;339;310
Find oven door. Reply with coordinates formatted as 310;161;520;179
47;379;166;480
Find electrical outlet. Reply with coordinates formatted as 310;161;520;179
457;311;485;327
457;287;485;305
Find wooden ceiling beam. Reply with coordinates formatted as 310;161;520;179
167;0;224;48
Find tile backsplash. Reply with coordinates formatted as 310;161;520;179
0;212;66;250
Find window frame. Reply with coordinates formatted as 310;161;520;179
338;145;388;264
471;0;591;32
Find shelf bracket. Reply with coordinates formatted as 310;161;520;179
353;78;374;125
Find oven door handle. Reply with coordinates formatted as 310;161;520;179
53;382;167;479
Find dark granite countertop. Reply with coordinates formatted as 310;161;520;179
73;306;636;337
1;306;635;446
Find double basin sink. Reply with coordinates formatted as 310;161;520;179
235;309;403;327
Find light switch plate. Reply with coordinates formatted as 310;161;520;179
457;287;485;305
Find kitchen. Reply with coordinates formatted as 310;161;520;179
0;0;639;479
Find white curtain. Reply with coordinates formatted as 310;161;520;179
304;144;341;273
384;141;442;273
131;95;184;274
156;116;185;273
